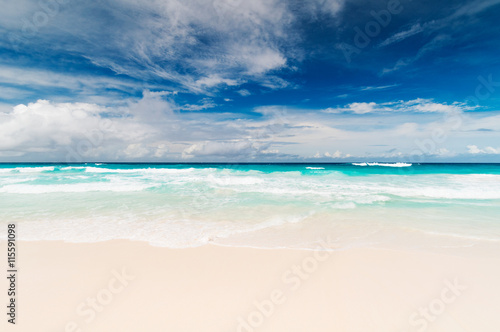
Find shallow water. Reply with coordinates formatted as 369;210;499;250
0;163;499;249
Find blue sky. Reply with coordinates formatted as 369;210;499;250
1;0;500;161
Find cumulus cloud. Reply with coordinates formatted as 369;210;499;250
182;140;269;159
0;92;498;162
346;102;377;114
313;150;351;159
193;75;240;90
0;98;166;160
0;92;294;161
467;145;500;154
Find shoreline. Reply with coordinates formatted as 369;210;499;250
2;239;500;331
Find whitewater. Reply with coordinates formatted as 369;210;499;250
0;163;499;250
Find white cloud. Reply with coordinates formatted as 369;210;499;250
459;114;500;132
0;65;162;103
324;99;472;114
314;150;351;159
359;84;399;91
347;102;377;114
0;93;183;160
379;24;424;48
467;145;500;154
0;0;349;97
179;98;217;111
237;89;251;96
0;86;33;100
182;140;268;159
1;93;498;161
382;35;451;74
301;0;345;18
4;0;302;93
380;0;500;74
237;47;287;75
429;148;456;157
193;75;240;89
396;99;464;113
0;93;291;161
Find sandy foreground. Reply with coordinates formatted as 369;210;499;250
1;240;500;332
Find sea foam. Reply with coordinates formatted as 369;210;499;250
352;162;412;167
0;163;499;249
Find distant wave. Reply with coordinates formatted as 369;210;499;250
352;162;412;167
60;166;86;170
0;166;55;173
83;167;197;174
306;167;325;170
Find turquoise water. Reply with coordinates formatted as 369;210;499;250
0;163;499;249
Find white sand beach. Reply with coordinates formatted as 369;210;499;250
2;240;500;332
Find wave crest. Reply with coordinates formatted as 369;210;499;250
352;162;412;167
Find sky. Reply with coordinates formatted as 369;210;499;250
1;0;500;162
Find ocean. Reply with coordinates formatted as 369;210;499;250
0;163;499;251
